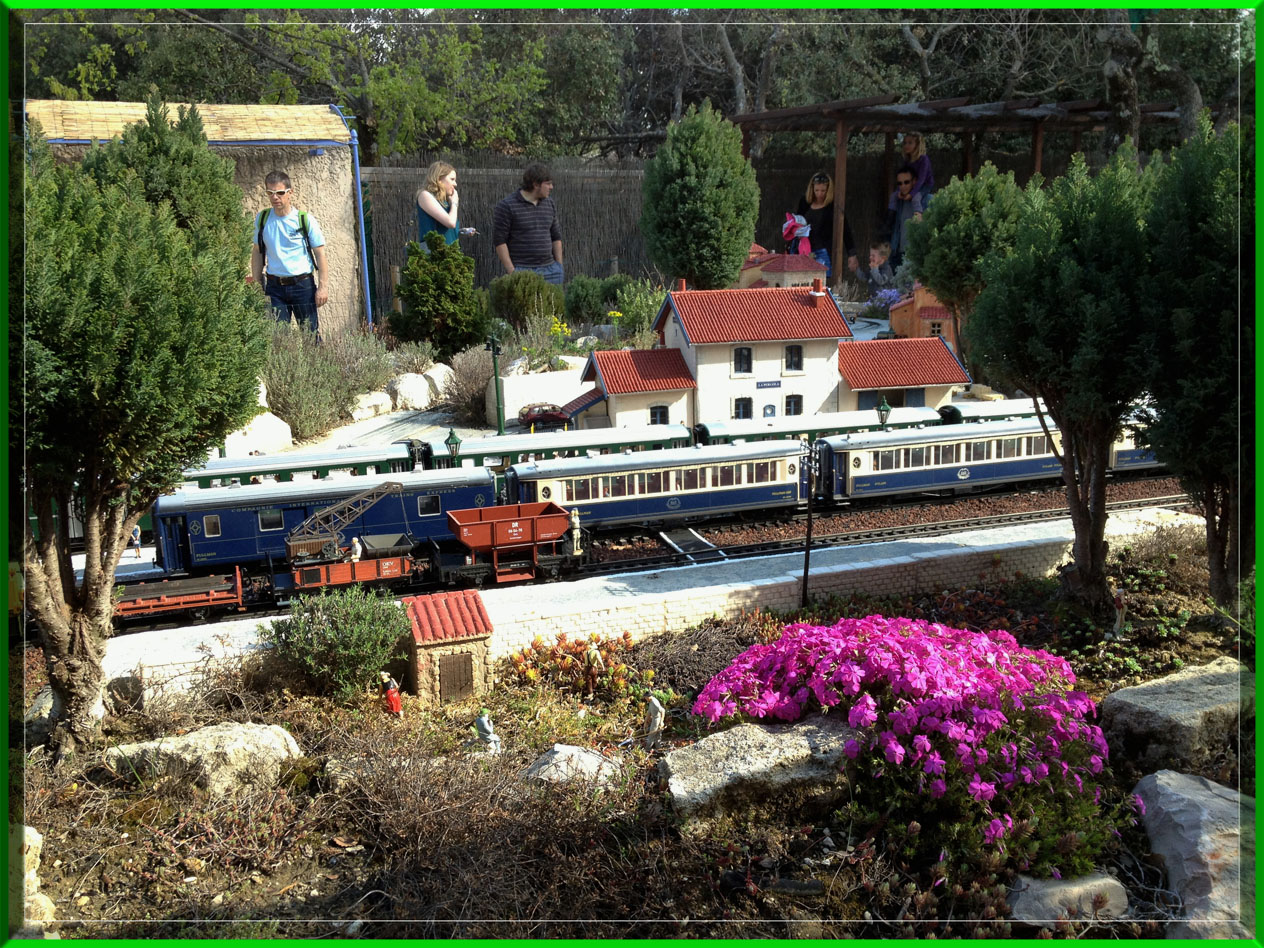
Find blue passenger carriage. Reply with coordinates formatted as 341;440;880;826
153;468;496;574
816;419;1063;501
506;441;808;527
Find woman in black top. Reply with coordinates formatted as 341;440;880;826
795;172;857;282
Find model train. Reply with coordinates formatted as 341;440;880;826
115;417;1158;622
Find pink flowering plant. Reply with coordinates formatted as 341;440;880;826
694;615;1140;886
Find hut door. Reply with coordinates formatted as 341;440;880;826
439;652;475;702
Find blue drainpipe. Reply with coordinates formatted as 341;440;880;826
330;104;375;329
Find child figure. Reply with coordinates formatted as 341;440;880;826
861;242;895;296
379;671;404;719
130;524;143;559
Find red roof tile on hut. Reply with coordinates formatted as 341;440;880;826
757;254;827;274
654;281;852;345
403;590;493;644
837;336;970;390
581;349;696;395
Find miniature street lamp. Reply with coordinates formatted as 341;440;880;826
444;427;462;468
800;439;817;609
876;396;893;429
486;337;505;436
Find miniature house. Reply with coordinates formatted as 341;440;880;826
653;279;853;422
888;285;958;352
404;591;494;708
566;349;696;429
836;336;970;411
736;252;828;289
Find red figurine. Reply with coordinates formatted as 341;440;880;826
379;671;403;719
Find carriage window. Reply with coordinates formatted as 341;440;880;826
965;440;993;462
933;444;961;465
610;474;628;497
418;496;441;516
904;446;927;468
574;478;591;501
733;347;753;374
644;471;662;494
998;438;1021;459
755;461;771;483
672;469;683;491
203;515;222;538
784;345;803;372
785;394;804;416
649;405;669;425
683;468;700;490
258;509;284;531
717;465;734;486
564;480;574;502
1026;435;1050;455
873;450;898;471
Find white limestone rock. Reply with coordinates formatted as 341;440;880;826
24;686;105;747
220;411;293;457
1134;770;1254;939
103;722;302;799
522;744;622;786
387;373;433;411
659;716;858;820
350;391;393;421
1007;872;1129;926
1101;657;1251;772
422;363;455;402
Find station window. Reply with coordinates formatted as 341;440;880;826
418;496;441;516
785;394;803;416
763;404;776;418
258;509;283;531
203;515;222;538
733;347;753;374
649;405;669;425
733;397;753;420
784;345;803;372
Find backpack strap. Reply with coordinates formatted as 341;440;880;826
297;210;318;272
256;208;270;259
257;207;319;273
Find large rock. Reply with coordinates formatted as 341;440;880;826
11;825;57;935
24;685;105;747
522;744;621;786
1134;770;1254;939
1007;872;1129;926
422;364;455;403
221;410;293;457
659;716;859;820
387;373;433;411
1101;657;1251;772
350;391;393;421
103;722;302;799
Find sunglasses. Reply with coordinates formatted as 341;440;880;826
897;179;913;186
812;175;829;183
265;188;291;197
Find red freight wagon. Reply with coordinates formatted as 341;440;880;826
435;502;582;584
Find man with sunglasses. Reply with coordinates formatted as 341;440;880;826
884;164;924;272
251;171;329;333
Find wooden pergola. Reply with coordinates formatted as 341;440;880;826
731;94;1192;274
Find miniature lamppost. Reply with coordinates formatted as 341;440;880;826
486;337;505;436
800;439;817;609
876;396;893;429
444;427;462;469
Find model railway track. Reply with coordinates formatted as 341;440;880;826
582;495;1192;577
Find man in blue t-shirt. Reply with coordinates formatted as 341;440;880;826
492;163;564;285
250;170;329;333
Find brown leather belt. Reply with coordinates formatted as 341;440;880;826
267;273;313;286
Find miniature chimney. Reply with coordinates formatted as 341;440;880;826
675;278;687;292
809;278;827;296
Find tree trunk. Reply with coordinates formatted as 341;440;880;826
1056;424;1114;609
1201;476;1238;610
1098;13;1143;153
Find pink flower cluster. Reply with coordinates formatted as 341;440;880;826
693;615;1111;849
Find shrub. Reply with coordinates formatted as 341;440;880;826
695;615;1136;885
511;309;571;371
611;277;664;338
392;231;488;360
321;327;397;396
260;586;411;702
447;345;494;422
563;274;606;325
487;269;564;332
262;324;346;441
388;339;437;376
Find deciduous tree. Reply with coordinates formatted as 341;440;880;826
1137;116;1251;609
641;102;759;290
967;146;1158;610
20;109;268;757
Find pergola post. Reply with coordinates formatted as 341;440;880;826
833;119;850;279
1071;129;1083;156
1031;121;1045;177
962;132;975;177
740;127;751;159
883;132;895;196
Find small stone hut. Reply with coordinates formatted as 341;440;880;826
403;591;495;709
24;99;368;336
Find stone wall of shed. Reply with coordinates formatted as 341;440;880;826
51;142;363;336
410;636;493;710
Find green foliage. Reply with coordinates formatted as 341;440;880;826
386;339;437;376
641;101;760;289
904;162;1024;363
508;630;668;704
392;231;488;361
564;273;636;325
511;312;572;372
487;269;564;333
1136;117;1251;605
261;586;412;702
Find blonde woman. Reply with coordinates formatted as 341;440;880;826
902;133;935;202
794;172;858;280
416;161;474;245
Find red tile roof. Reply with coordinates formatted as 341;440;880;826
741;252;779;271
404;590;492;644
560;386;605;418
654;286;853;345
757;254;827;273
582;349;696;395
837;337;971;390
915;305;951;320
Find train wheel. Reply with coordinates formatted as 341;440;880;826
189;608;208;623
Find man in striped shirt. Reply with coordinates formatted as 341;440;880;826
492;163;564;284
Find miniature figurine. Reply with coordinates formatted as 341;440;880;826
473;709;501;754
582;643;606;698
644;695;665;750
379;671;403;719
351;536;363;563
